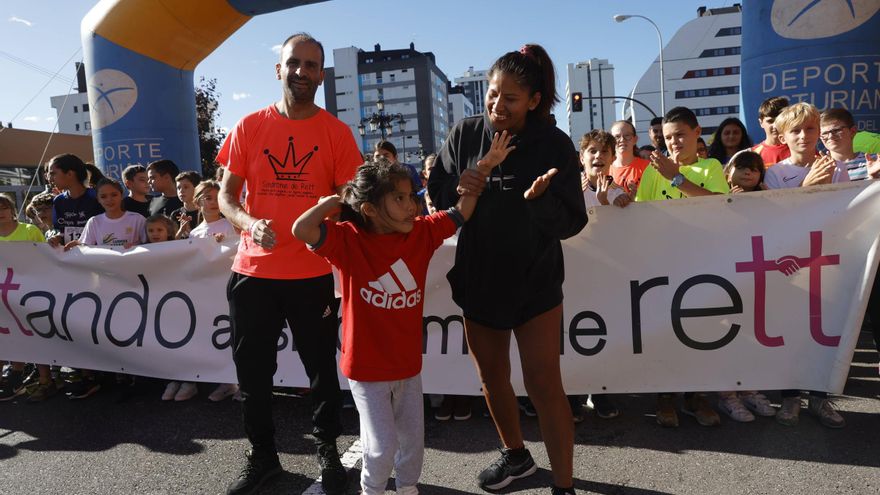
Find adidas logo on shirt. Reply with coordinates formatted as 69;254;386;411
360;259;422;309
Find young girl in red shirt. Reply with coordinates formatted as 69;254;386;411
293;144;509;494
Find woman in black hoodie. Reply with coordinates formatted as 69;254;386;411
427;44;586;495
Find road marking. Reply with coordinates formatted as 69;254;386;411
301;439;363;495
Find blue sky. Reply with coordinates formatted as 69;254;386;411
1;0;738;136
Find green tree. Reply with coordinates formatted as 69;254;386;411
195;77;226;179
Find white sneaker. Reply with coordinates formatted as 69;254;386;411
208;383;239;402
162;381;181;401
396;486;419;495
718;395;755;422
807;396;846;428
174;382;198;401
740;392;776;417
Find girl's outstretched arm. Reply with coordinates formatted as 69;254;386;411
293;195;342;246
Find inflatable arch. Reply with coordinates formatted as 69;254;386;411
81;0;327;178
741;0;880;139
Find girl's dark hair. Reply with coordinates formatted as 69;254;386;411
96;177;125;196
708;118;753;162
339;158;413;228
488;43;559;123
145;214;178;242
84;163;106;188
374;140;398;158
726;149;766;189
47;154;88;183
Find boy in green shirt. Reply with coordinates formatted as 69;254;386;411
635;107;729;202
634;107;728;428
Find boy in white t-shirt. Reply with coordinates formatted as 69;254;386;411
764;103;850;190
574;129;630;422
760;103;848;428
578;129;631;209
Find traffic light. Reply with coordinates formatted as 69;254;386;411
572;92;583;112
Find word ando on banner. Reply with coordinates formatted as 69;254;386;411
1;270;201;350
0;266;339;354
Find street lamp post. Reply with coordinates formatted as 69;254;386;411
357;98;407;150
614;14;665;117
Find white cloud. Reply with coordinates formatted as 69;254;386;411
271;44;282;54
8;16;34;27
232;92;251;101
22;116;39;122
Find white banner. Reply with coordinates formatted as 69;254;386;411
2;182;879;394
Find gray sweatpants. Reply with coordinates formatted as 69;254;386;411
348;374;424;495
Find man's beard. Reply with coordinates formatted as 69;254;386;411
287;77;316;103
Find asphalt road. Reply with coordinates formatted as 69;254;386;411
1;331;878;495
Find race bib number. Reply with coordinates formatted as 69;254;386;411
63;226;84;243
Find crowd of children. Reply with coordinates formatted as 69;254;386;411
2;91;880;495
0;155;236;404
568;100;879;432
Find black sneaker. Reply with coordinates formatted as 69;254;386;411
316;441;348;494
67;376;101;400
589;394;620;419
477;447;537;491
114;377;137;404
551;486;576;495
0;370;24;401
226;449;282;495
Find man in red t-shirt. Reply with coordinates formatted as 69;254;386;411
217;33;361;495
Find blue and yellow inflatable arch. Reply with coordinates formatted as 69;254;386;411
81;0;327;178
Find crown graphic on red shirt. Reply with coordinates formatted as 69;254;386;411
264;137;317;181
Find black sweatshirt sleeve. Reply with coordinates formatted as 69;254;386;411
526;138;588;240
428;123;464;211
